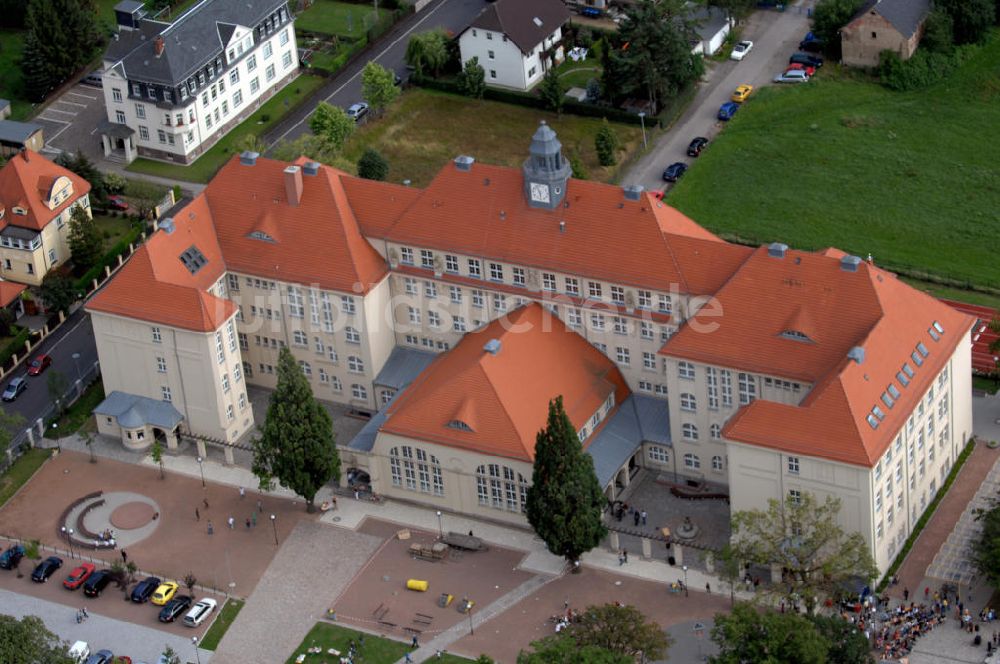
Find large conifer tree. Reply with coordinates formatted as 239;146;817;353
251;347;340;511
525;396;607;568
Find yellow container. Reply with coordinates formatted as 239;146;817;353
406;579;429;592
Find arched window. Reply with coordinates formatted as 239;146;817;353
682;423;699;441
680;393;697;412
389;446;444;496
476;464;530;513
684;453;701;469
710;423;722;440
712;455;724;471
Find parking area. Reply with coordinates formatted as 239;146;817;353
34;83;108;161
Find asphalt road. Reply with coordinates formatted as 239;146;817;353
267;0;489;147
1;310;99;436
624;4;814;192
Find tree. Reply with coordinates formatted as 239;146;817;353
594;120;619;167
252;346;340;512
55;151;105;201
102;172;127;195
39;272;78;314
539;68;566;113
68;205;103;270
921;8;955;53
518;635;630;664
81;430;96;463
475;657;496;664
404;30;449;78
0;613;74;663
524;396;607;568
361;61;400;116
22;0;102;102
731;493;877;615
0;410;25;455
585;78;601;104
810;0;865;59
125;180;165;221
356;148;389;181
150;439;165;479
160;645;181;664
309;102;355;153
567;604;671;661
47;370;70;416
938;0;995;44
457;56;486;99
973;500;1000;586
271;134;344;166
716;543;742;607
709;604;829;664
810;614;874;664
183;572;197;594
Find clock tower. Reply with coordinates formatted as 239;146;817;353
522;121;571;210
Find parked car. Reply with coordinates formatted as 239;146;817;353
130;575;162;603
0;544;25;569
717;101;739;121
786;62;817;76
662;162;687;183
346;102;369;122
730;40;753;61
579;6;602;17
789;52;824;68
798;38;824;53
68;640;90;663
26;354;52;376
85;650;114;664
31;556;63;582
731;84;754;103
151;581;179;605
63;563;96;590
82;70;104;87
82;569;114;597
686;136;708;157
773;69;810;84
158;595;193;622
106;195;129;211
183;598;218;627
2;376;27;402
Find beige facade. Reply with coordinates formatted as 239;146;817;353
842;12;923;68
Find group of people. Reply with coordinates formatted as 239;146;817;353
610;502;648;527
869;601;945;660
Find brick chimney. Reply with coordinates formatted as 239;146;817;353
154;36;165;57
284;165;303;206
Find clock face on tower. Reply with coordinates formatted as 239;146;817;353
529;182;550;204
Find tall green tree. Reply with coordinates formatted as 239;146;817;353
457;56;486;99
404;30;449;78
55;151;105;200
525;396;606;568
160;645;181;664
361;61;400;116
567;604;671;661
731;493;877;615
810;614;874;664
67;206;103;270
22;0;102;102
973;495;1000;585
125;180;165;221
716;543;742;607
937;0;995;44
709;604;829;664
810;0;865;59
538;68;566;113
150;439;165;479
518;635;630;664
594;119;619;167
309;102;356;153
0;614;73;663
356;148;389;181
39;272;78;314
920;8;955;53
252;346;340;512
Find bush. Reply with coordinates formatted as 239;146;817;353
0;326;30;368
24;539;40;560
357;148;389;180
878;47;972;91
569;153;589;179
594;119;619;166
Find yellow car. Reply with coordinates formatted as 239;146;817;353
732;84;754;103
151;581;179;606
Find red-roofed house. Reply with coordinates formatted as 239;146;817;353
0;149;93;286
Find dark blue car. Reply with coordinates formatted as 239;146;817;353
718;101;739;121
131;575;162;603
0;544;25;569
662;162;688;182
580;6;602;17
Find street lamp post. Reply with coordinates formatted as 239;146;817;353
270;514;278;546
436;510;443;540
682;565;689;597
196;456;205;488
192;636;202;664
51;422;59;452
71;352;82;382
638;112;648;150
468;605;474;635
61;526;75;559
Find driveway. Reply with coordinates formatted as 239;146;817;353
624;4;814;192
33;84;109;163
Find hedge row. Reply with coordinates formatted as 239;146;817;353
0;326;31;370
75;224;144;293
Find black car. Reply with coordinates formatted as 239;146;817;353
85;650;114;664
31;556;63;582
130;575;162;603
798;39;824;53
789;52;824;68
0;544;25;570
662;162;688;183
686;137;708;157
82;570;114;597
158;595;193;622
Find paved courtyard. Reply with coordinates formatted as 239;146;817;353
34;83;108;160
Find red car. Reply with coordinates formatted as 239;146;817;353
63;562;95;590
26;354;52;376
786;63;816;76
107;195;130;210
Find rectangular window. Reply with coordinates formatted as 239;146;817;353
541;273;556;291
265;64;275;81
512;267;525;287
250;77;260;94
450;286;462;304
588;281;602;299
135;104;145;119
616;347;630;365
138;125;149;140
341;296;356;314
161;386;172;402
706;366;719;409
610;286;625;304
116;110;127;124
789;489;802;504
472;290;484;308
467;258;481;278
640;321;654;340
567;308;581;327
565;277;579;296
613;317;628;335
493;293;507;313
424;281;437;299
444;254;459;273
156;357;167;373
738;373;756;405
590;313;605;331
489;263;503;281
420;249;434;269
282;51;293;68
287;286;304;318
112;88;123;102
788;456;800;474
247;54;257;72
264;42;273;59
643;352;656;369
152;327;162;343
215;332;225;363
280;28;290;46
637;290;652;309
720;370;733;407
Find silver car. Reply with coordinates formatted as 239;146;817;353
773;69;810;84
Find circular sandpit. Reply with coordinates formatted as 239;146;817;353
110;502;156;529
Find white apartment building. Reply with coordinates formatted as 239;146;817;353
98;0;298;164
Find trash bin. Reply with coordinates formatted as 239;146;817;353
668;556;676;566
406;579;429;592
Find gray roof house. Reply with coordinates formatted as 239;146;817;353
841;0;932;68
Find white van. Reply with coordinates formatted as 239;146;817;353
183;597;218;627
82;70;103;87
68;641;90;663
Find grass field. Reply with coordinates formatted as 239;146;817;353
286;623;474;663
93;214;138;251
199;598;244;650
668;32;1000;292
127;74;326;182
341;88;644;187
296;0;392;38
0;30;30;120
0;448;49;508
48;382;104;437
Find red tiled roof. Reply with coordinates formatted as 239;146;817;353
0;149;91;231
381;303;630;462
0;280;26;307
341;174;422;238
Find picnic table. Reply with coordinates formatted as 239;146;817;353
442;531;487;551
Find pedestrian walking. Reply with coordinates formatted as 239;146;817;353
618;550;625;566
925;586;930;599
195;507;200;521
706;582;711;594
405;654;413;663
641;510;647;526
227;516;235;530
904;587;909;601
623;549;629;564
203;498;209;509
81;606;88;619
121;549;127;564
411;635;418;648
245;518;251;530
207;520;214;535
251;512;257;527
256;499;263;513
239;486;246;499
634;510;640;527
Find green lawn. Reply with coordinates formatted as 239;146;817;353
199;598;244;651
296;0;392;39
973;375;1000;394
0;29;31;120
287;623;476;663
126;74;326;183
341;88;643;187
92;214;139;252
48;382;105;437
668;32;1000;293
0;448;49;508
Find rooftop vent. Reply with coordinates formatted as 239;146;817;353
454;155;475;172
303;161;320;176
768;242;789;259
847;346;865;364
840;255;862;272
532;16;543;26
284;165;302;206
239;151;259;166
154;36;165;57
623;184;644;201
483;339;501;356
559;220;565;233
158;217;175;234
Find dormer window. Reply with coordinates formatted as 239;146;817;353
447;420;474;432
780;329;812;342
248;230;275;242
911;350;923;367
887;383;901;399
902;362;915;378
916;342;929;358
12;206;26;216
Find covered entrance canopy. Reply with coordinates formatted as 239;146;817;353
97;120;137;164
